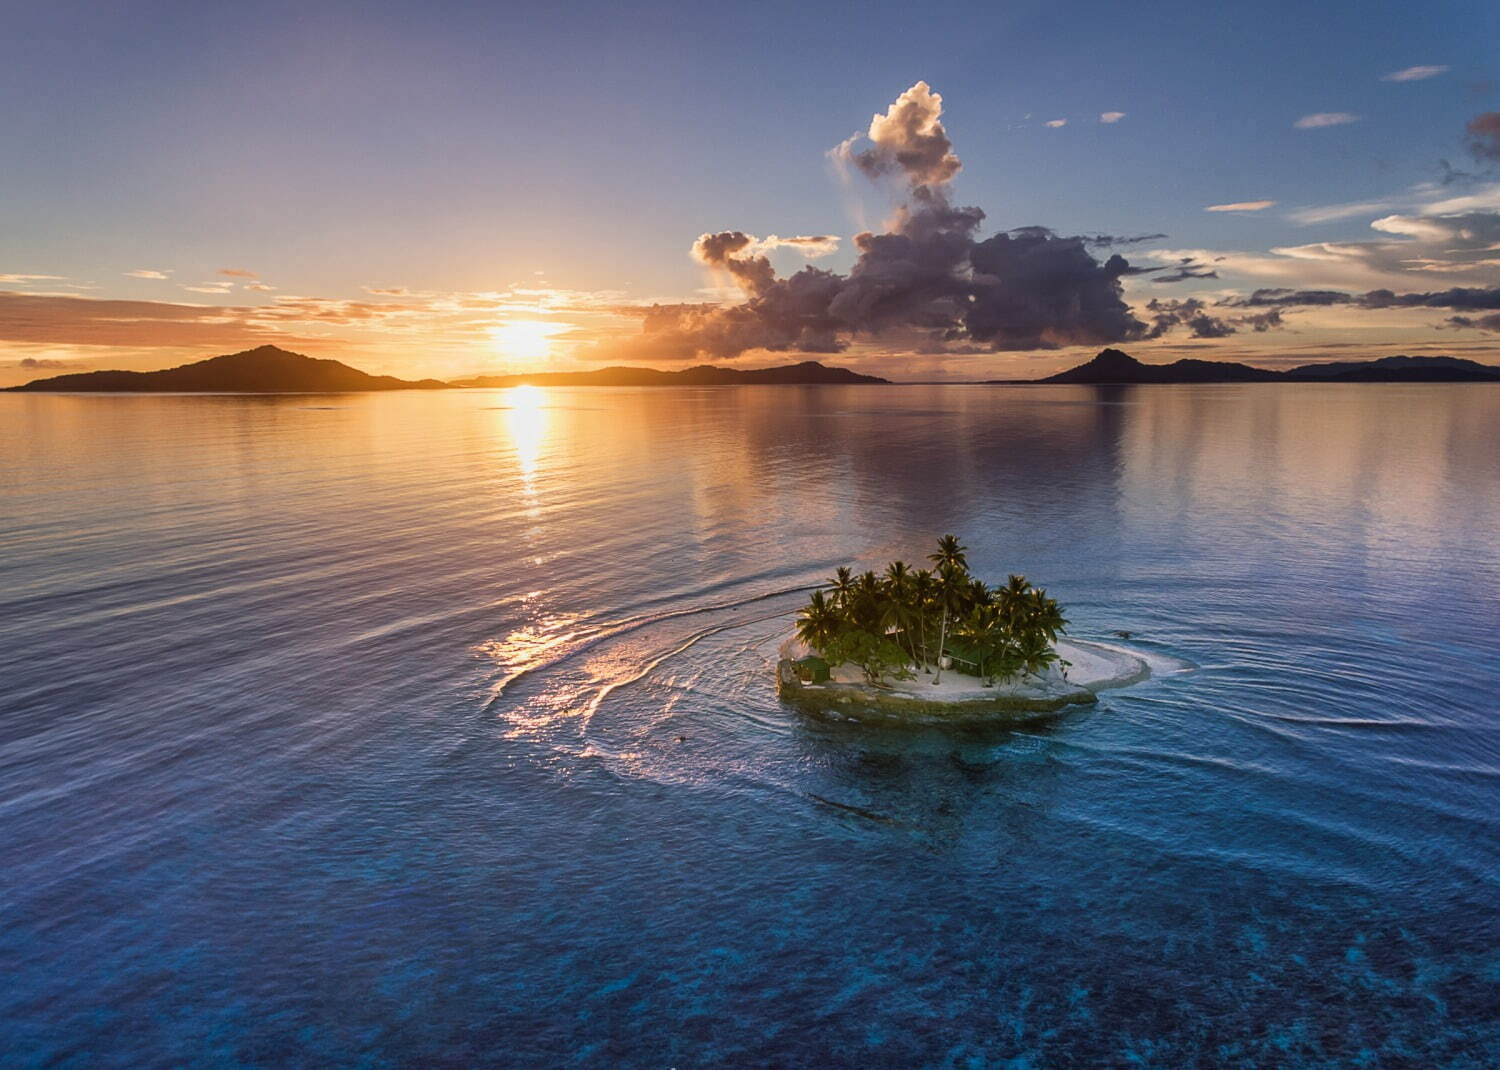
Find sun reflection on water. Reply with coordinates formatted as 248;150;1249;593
503;384;550;479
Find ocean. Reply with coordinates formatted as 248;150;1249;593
2;383;1497;1065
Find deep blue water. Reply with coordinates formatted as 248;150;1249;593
2;383;1498;1066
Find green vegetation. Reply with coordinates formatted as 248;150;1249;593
795;535;1068;688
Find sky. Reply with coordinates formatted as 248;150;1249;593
2;0;1498;384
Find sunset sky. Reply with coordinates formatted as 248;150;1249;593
3;0;1498;385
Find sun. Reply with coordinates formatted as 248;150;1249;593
488;319;566;363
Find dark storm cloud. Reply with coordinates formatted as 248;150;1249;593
595;83;1218;362
964;229;1146;349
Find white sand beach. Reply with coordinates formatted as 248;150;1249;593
777;633;1155;716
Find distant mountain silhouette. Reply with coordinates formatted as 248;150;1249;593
452;360;889;387
1281;354;1500;382
1001;348;1500;384
6;345;452;392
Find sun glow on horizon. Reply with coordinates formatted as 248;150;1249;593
489;319;567;363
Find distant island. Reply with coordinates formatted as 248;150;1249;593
5;345;452;393
998;348;1500;384
9;343;1497;394
778;535;1150;720
451;360;889;387
7;347;887;392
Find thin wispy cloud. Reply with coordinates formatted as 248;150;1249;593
217;268;258;278
1286;200;1399;224
1205;200;1276;213
1100;111;1126;124
124;269;171;279
1295;112;1360;129
0;273;66;284
1044;118;1067;128
748;234;841;258
181;284;233;294
1382;65;1449;82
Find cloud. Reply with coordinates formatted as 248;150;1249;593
217;268;258;278
831;80;961;189
0;291;288;347
1150;257;1218;283
1382;65;1449;82
1139;299;1286;339
12;357;84;370
1099;112;1126;124
1286;199;1399;224
1144;298;1234;338
1044;119;1067;128
1167;190;1500;300
1205;200;1277;213
1468;112;1500;161
1079;233;1168;247
760;234;841;257
182;284;233;294
1295;112;1360;129
244;283;276;292
1446;313;1500;331
1221;284;1500;335
124;269;171;279
598;84;1188;362
0;273;66;284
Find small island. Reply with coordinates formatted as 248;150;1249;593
778;536;1149;721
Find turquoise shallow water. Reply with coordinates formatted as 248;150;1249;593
2;383;1498;1066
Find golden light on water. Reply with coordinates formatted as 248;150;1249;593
489;319;566;363
503;384;549;478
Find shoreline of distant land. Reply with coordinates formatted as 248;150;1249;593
5;343;1498;393
985;348;1500;384
3;345;889;392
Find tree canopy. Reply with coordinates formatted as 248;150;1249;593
795;535;1068;687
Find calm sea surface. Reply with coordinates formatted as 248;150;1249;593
2;384;1498;1066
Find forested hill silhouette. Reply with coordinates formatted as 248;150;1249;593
6;346;452;392
997;348;1500;384
452;360;889;387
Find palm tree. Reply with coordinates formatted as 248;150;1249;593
1017;627;1058;678
881;560;917;666
795;590;840;653
928;534;969;574
827;566;855;609
1025;587;1067;641
931;561;968;685
909;569;936;670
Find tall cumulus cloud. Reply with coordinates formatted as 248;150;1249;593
601;82;1191;363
